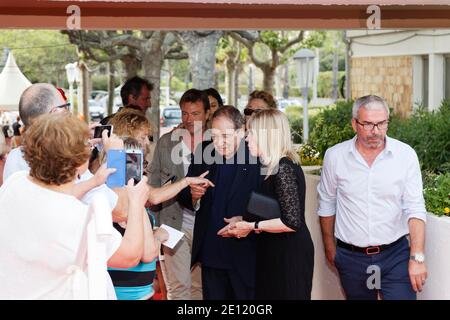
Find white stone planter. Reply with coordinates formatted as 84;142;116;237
304;171;450;300
418;213;450;300
304;172;345;300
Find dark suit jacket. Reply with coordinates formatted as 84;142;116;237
178;139;262;288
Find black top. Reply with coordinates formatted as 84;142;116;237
178;139;263;288
200;158;238;269
254;157;315;300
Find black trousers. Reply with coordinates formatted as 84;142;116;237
201;266;254;300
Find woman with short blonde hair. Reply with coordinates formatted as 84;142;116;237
246;108;299;174
225;109;315;300
109;108;153;143
109;108;156;169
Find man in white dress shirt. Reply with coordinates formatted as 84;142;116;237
318;95;427;300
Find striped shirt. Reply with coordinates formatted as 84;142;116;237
108;211;157;300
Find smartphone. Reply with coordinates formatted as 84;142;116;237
106;149;126;188
94;125;113;139
126;149;144;185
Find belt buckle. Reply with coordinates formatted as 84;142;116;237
366;246;380;255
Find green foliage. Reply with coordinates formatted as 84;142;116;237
317;71;346;98
302;31;327;50
423;172;450;217
0;30;78;84
260;31;289;50
286;106;319;144
91;75;108;91
388;101;450;173
308;100;355;157
318;31;346;72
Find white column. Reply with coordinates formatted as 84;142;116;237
313;48;319;103
412;56;424;109
428;53;445;111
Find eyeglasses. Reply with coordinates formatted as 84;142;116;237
355;119;389;131
50;103;71;113
243;108;263;116
55;103;71;111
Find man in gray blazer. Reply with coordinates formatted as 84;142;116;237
148;89;211;300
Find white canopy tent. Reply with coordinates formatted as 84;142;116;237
0;52;32;112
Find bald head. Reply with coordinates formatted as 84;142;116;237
19;83;65;127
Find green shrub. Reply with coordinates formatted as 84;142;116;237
91;75;108;91
316;71;346;98
288;113;318;144
308;100;354;157
388;101;450;173
423;172;450;217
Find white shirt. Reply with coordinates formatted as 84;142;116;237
317;136;427;247
0;171;122;299
3;147;118;210
3;147;28;181
180;140;195;230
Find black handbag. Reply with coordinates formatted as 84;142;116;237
246;191;281;220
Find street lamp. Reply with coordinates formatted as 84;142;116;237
293;48;315;143
65;63;77;112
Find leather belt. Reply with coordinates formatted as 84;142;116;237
336;236;406;255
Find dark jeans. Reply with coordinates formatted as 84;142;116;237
201;266;254;300
335;236;416;300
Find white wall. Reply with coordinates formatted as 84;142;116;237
305;172;450;300
347;29;450;58
418;214;450;300
347;29;450;110
305;173;345;300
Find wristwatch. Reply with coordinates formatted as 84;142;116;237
410;253;425;263
254;221;262;234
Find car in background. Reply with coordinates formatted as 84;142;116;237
98;94;123;115
88;99;105;121
277;98;302;112
90;90;108;102
160;107;182;128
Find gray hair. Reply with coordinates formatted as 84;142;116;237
352;95;390;119
19;83;62;126
212;105;245;129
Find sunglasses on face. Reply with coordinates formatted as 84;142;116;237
243;108;263;116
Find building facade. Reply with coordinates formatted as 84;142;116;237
347;29;450;116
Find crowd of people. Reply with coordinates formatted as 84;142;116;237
0;74;428;300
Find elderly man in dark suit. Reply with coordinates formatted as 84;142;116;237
178;106;262;300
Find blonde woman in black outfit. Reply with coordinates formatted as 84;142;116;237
224;109;314;300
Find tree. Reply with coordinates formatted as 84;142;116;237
217;36;247;106
63;30;187;138
177;31;224;90
230;31;325;94
0;30;78;85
